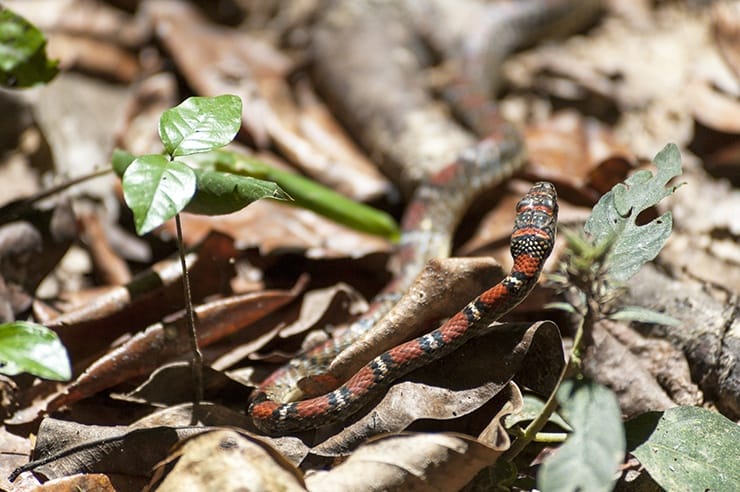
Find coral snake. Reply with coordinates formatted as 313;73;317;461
249;134;559;434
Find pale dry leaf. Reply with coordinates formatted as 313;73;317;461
306;433;501;492
154;430;306;492
278;282;368;339
170;200;391;258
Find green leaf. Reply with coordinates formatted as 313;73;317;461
608;306;680;326
199;150;401;240
184;168;291;215
544;302;578;314
111;147;136;177
538;379;625;492
505;394;572;432
0;321;70;380
122;155;196;235
159;95;242;157
584;144;682;282
627;407;740;491
0;7;58;87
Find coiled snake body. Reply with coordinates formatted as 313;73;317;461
249;155;558;434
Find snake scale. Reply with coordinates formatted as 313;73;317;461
250;170;558;434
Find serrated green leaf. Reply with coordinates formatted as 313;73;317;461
122;155;196;235
584;144;682;282
609;306;680;326
627;407;740;491
159;95;242;157
0;321;70;380
538;379;625;492
184;168;290;215
0;7;58;87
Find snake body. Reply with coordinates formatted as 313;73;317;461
254;125;526;405
250;180;558;434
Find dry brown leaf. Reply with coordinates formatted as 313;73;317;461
45;231;238;363
317;257;504;395
40;278;305;415
524;111;635;204
153;430;306;492
687;79;740;134
0;425;32;491
277;283;368;339
295;79;392;202
713;0;740;80
146;0;292;147
170;200;391;258
306;432;502;492
31;474;118;492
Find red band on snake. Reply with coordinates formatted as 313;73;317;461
252;125;526;406
249;180;558;434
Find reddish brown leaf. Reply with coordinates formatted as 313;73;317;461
43;277;307;413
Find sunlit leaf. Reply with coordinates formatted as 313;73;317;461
122;154;196;235
584;144;682;282
159;95;242;157
0;321;70;380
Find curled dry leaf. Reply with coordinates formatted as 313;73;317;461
524;111;635;204
581;320;677;418
10;417;209;483
315;257;504;396
39;276;306;416
277;282;368;340
45;231;238;363
687;78;740;134
306;432;502;492
12;404;308;484
152;430;305;492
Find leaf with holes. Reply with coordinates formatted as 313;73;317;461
584;143;682;282
0;321;70;380
159;95;242;157
122;154;196;235
626;406;740;491
537;379;625;492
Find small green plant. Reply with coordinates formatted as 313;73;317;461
492;144;740;491
502;144;739;491
115;94;290;419
0;7;68;382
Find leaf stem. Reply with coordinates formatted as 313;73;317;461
502;315;586;462
175;213;203;423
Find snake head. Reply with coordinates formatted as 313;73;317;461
511;182;558;262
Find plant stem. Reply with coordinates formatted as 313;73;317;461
502;315;586;462
175;213;203;424
0;167;112;224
